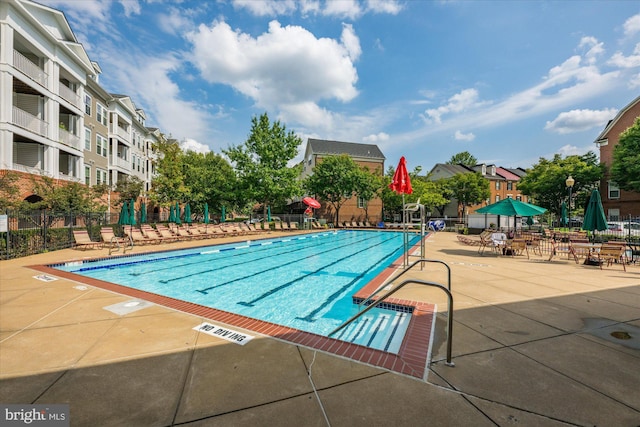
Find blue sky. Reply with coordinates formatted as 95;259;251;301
42;0;640;172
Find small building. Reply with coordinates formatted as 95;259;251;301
593;95;640;219
300;138;385;224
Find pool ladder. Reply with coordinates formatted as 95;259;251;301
108;234;134;256
328;258;455;367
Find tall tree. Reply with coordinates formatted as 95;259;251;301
517;152;604;215
446;172;491;220
114;176;143;205
182;150;237;217
611;117;640;192
409;176;449;216
150;139;189;207
224;113;302;217
353;166;383;221
446;151;477;166
304;154;361;225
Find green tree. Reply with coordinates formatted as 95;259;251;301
353;166;383;221
114;176;143;205
182;150;237;218
150;139;190;207
517;152;604;216
410;176;449;216
224;113;302;218
446;151;477;166
445;172;491;220
0;172;21;210
611;117;640;192
304;154;361;225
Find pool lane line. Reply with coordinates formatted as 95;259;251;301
294;240;407;322
193;233;394;293
131;232;339;278
384;312;407;352
235;234;401;307
70;232;335;274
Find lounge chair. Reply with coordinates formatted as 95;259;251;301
281;222;290;230
289;221;299;230
72;229;101;250
155;224;181;242
140;225;168;243
273;221;282;230
100;227;132;254
128;228;159;245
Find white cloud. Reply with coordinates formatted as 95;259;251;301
557;143;593;158
157;7;196;36
180;138;211;154
232;0;297;16
623;14;640;37
607;48;640;68
454;130;475;141
341;23;362;61
363;132;389;142
578;36;604;64
423;88;487;124
39;0;111;34
366;0;403;15
188;20;359;111
119;0;141;17
544;108;617;134
322;0;362;19
630;73;640;89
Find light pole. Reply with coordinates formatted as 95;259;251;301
565;175;574;229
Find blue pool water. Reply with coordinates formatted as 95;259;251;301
53;230;421;350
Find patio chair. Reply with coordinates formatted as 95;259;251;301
507;239;529;259
597;245;627;272
72;229;101;250
128;228;159;245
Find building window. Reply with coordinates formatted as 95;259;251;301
85;166;91;185
608;181;620;199
132;154;136;169
358;197;365;208
507;181;513;190
495;195;500;202
496;181;501;190
96;134;107;157
137;157;141;172
96;168;107;185
96;103;108;126
516;195;522;201
84;127;91;150
84;94;92;115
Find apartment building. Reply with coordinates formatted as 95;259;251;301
1;0;161;206
301;138;385;224
593;95;640;219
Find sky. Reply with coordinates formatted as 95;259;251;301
40;0;640;172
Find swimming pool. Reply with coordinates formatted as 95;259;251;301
52;230;422;352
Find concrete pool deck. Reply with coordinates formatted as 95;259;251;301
1;230;639;426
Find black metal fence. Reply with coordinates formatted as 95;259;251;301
0;210;122;260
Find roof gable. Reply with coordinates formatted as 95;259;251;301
594;95;640;143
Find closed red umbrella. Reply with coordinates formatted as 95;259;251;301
389;156;412;194
302;197;321;209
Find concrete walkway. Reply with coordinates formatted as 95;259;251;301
1;231;638;426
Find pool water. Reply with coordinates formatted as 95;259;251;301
53;230;421;351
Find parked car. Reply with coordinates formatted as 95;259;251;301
605;221;640;236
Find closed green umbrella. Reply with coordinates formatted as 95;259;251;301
118;201;128;225
129;199;136;226
267;206;271;222
204;203;209;224
184;203;192;224
221;206;226;223
560;201;568;227
168;204;175;223
175;202;181;225
140;201;147;224
582;189;608;232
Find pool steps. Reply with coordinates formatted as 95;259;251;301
333;309;410;353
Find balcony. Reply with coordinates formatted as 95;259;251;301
59;84;81;109
12;106;48;138
13;50;47;87
59;172;82;183
114;156;130;170
12;162;51;177
115;126;130;143
58;128;81;150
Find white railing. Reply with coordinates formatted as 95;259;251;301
58;84;81;108
59;172;82;183
13;50;47;86
12;163;51;177
115;156;130;170
116;126;130;143
58;128;81;150
12;106;48;137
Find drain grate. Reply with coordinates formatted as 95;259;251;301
610;331;632;340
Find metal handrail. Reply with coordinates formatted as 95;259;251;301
329;277;455;366
358;258;451;309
